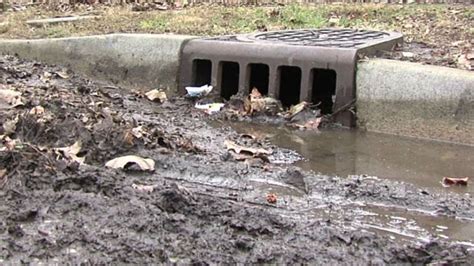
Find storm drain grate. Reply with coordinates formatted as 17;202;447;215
179;28;402;126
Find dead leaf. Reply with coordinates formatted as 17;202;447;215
285;101;309;119
54;70;70;79
105;155;155;171
442;177;469;187
250;88;262;100
41;71;53;82
457;53;473;71
303;117;322;129
266;193;277;204
0;136;21;151
240;133;256;140
54;141;85;164
224;140;271;156
0;89;24;109
29;106;45;116
289;117;322;130
145;89;167;103
3;117;18;135
132;183;156;193
131;126;146;139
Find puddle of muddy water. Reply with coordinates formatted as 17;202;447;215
227;122;474;195
216;121;474;246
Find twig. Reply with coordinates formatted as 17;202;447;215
326;99;356;120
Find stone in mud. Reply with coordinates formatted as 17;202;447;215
280;167;308;193
157;184;195;213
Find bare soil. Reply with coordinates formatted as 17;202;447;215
1;55;473;264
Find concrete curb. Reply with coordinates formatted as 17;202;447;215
357;59;474;145
0;34;472;145
0;34;196;94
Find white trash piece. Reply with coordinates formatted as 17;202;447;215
185;85;213;97
195;103;225;114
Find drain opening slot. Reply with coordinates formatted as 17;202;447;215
248;63;269;95
311;68;337;114
192;59;212;87
220;61;240;100
278;66;301;107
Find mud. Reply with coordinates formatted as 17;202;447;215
1;55;473;264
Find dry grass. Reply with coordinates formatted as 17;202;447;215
0;3;472;47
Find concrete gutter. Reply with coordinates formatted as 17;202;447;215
0;34;195;94
0;34;472;145
357;59;474;145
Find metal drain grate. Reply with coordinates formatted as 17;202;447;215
180;28;403;126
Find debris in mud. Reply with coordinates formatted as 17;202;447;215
442;177;469;187
0;87;24;109
280;101;310;119
145;89;167;103
185;84;213;97
224;140;271;156
224;139;271;163
246;88;282;116
105;155;155;171
132;183;157;193
288;117;322;130
266;193;277;204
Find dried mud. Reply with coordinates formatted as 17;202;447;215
1;55;473;264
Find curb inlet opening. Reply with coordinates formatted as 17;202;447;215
220;61;240;100
311;69;336;114
192;59;212;87
248;63;269;95
278;66;301;107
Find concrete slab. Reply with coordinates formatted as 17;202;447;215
0;34;196;93
357;59;474;145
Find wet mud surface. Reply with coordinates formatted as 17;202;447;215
1;55;473;264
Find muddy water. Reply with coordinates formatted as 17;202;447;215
230;122;474;194
227;122;474;245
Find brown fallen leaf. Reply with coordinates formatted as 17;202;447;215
145;89;167;103
266;193;277;204
54;70;70;79
3;117;18;135
224;140;271;156
284;101;309;119
54;141;85;165
240;133;257;140
29;106;45;116
442;177;469;187
289;117;322;130
304;117;322;129
250;87;263;100
105;155;155;171
0;88;24;109
0;136;21;151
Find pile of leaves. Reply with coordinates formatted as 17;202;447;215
0;55;200;189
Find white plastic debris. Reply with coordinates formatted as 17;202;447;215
185;85;213;97
195;103;225;114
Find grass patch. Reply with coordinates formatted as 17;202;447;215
0;3;472;47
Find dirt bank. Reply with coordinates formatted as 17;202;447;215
1;55;473;264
